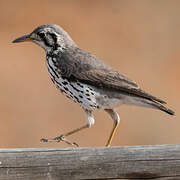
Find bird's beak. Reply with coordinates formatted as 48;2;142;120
12;34;32;43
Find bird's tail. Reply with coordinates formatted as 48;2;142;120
152;102;175;115
127;95;175;115
144;99;175;115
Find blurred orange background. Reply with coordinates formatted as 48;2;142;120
0;0;179;148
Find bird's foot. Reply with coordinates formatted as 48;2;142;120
40;135;79;147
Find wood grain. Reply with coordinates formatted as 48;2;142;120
0;144;180;179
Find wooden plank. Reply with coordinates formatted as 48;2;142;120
0;145;180;179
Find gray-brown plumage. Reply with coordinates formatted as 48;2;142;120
13;24;175;146
55;47;166;104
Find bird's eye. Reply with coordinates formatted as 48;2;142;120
38;32;45;39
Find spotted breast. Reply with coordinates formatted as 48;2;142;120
46;56;100;110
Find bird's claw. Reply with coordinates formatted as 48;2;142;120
40;135;79;147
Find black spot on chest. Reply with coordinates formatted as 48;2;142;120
73;96;82;103
64;87;69;91
77;82;84;88
62;81;68;85
70;84;83;93
79;95;83;98
87;97;91;101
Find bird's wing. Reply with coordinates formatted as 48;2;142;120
55;48;166;104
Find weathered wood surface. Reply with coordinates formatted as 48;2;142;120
0;144;180;179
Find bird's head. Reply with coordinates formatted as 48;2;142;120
13;24;76;53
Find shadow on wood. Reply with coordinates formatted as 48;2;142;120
0;144;180;179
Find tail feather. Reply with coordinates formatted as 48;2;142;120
155;103;175;115
135;96;175;115
147;100;175;115
138;89;167;104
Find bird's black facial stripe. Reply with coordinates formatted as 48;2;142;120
48;32;60;50
48;33;57;43
38;32;45;39
37;32;51;47
37;31;59;49
49;33;59;50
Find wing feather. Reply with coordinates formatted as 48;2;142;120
55;48;166;104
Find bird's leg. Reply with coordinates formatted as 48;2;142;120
41;110;94;147
105;109;120;147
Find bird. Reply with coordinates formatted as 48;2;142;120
13;24;175;147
